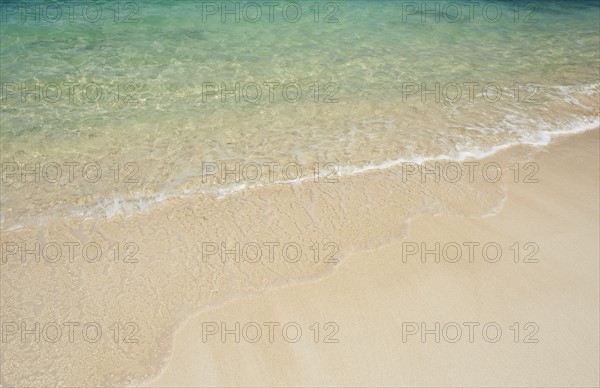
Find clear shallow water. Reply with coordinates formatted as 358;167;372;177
1;0;599;230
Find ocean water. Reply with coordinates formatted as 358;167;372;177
1;0;599;386
1;0;599;230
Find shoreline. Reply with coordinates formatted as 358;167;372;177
145;127;600;387
1;126;598;387
2;116;598;234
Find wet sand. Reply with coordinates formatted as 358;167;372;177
147;128;600;387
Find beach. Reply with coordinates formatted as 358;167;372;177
1;1;599;386
147;128;599;387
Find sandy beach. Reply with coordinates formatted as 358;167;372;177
2;2;599;386
147;128;599;387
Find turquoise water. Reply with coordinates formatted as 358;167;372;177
1;0;599;229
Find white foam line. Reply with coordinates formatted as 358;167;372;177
2;117;598;232
337;117;600;176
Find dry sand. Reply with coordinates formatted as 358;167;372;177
147;128;600;387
